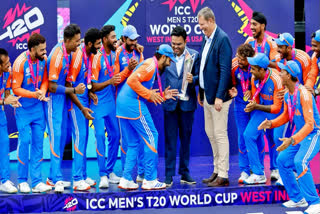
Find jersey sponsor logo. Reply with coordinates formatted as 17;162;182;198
237;73;241;80
25;67;31;76
122;56;128;65
268;87;273;93
295;109;302;116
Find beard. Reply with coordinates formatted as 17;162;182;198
108;42;116;52
254;30;261;39
90;45;98;54
125;43;135;52
35;53;45;61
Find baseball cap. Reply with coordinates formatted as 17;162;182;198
247;53;269;69
122;25;140;40
315;29;320;42
156;44;177;62
275;32;294;47
277;61;301;77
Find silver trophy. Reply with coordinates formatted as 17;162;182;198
179;49;195;101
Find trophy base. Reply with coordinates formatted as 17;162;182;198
179;94;189;101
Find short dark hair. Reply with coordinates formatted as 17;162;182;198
27;33;46;51
171;26;187;41
84;28;101;45
64;24;81;41
0;48;8;64
101;25;115;40
237;44;255;58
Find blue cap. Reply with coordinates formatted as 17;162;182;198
156;44;177;62
122;25;140;40
315;29;320;42
247;53;269;69
277;61;301;78
275;32;294;47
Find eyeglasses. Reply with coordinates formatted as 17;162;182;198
279;34;291;47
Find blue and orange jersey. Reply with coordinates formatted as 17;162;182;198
91;49;116;105
47;42;72;87
245;35;280;61
113;45;144;92
116;57;159;120
251;68;283;114
306;53;320;88
271;84;320;144
231;58;252;104
0;70;11;111
11;51;48;108
276;49;311;85
68;46;94;106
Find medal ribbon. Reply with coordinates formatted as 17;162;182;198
122;44;136;65
287;82;299;124
252;69;271;100
239;66;250;95
26;51;39;88
82;45;92;86
101;46;114;77
153;56;163;97
254;34;267;53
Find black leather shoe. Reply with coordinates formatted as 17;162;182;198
208;176;229;187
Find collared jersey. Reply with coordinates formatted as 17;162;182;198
68;46;94;106
91;49;116;105
251;68;283;114
271;85;320;144
47;42;72;87
116;58;158;119
114;45;144;92
12;51;48;108
245;35;280;61
231;58;252;104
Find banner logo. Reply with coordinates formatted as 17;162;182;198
0;3;44;50
63;197;78;211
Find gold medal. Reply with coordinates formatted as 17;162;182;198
243;96;248;102
87;84;92;90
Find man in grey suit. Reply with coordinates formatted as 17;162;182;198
162;26;200;187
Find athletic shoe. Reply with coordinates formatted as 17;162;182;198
109;172;120;184
85;177;96;187
118;177;139;190
180;174;196;184
73;180;91;191
275;176;284;186
270;169;280;180
244;174;266;185
32;182;52;193
0;180;18;193
99;176;109;189
238;172;249;184
282;198;308;208
164;176;173;187
46;178;71;188
136;174;144;183
54;181;65;193
304;203;320;214
18;182;31;193
141;179;166;190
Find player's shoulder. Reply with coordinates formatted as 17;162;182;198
270;69;282;88
299;85;311;101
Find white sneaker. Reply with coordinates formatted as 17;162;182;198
32;182;52;193
46;178;71;188
18;182;31;193
54;181;65;193
99;176;109;189
136;174;144;183
73;180;91;191
85;177;96;187
244;174;267;185
270;169;280;180
118;177;139;190
141;179;166;190
0;180;18;193
304;203;320;214
109;172;120;184
282;198;308;208
275;176;284;186
238;172;249;184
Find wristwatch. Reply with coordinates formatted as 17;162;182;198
290;137;295;145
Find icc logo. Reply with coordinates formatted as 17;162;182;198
0;3;45;50
63;197;78;211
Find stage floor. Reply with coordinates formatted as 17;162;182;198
1;154;319;213
6;153;320;193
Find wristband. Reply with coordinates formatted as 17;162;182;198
74;88;76;94
56;85;67;94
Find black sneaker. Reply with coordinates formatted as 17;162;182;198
164;176;173;187
180;174;196;184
